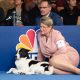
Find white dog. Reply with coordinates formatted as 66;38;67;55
7;48;54;75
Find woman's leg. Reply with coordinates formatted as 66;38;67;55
54;68;72;74
49;54;80;74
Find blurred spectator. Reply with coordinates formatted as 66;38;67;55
22;0;40;26
56;0;67;13
50;0;57;12
59;0;80;25
5;0;34;26
8;0;14;6
5;0;24;26
33;0;42;4
0;7;5;26
5;0;15;26
35;0;63;26
15;0;24;26
77;0;80;10
5;0;40;26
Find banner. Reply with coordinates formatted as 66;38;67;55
0;26;80;71
16;28;40;60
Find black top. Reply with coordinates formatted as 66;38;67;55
5;5;40;26
5;8;15;26
59;7;80;25
22;4;40;26
0;7;5;26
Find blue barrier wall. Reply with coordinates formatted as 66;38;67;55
0;26;80;71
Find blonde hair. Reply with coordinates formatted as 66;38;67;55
40;16;53;27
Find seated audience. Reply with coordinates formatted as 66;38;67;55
56;0;67;13
35;0;63;26
22;0;40;26
5;0;33;26
0;7;5;26
5;0;23;26
8;0;14;7
37;16;80;74
77;0;80;10
49;0;57;12
59;0;80;25
15;0;24;26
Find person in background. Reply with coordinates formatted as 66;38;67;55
59;0;80;25
33;0;42;6
8;0;14;6
15;0;24;26
5;0;31;26
50;0;57;12
35;0;63;26
0;7;5;26
0;0;5;26
77;0;80;10
37;16;80;74
22;0;40;26
5;0;24;26
5;0;15;26
56;0;66;13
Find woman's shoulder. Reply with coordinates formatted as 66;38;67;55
52;29;61;34
7;8;15;13
52;29;64;40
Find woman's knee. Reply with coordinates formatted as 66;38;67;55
49;57;59;66
49;55;70;66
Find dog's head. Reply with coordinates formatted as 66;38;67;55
16;48;30;60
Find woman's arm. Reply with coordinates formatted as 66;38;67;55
77;16;80;25
37;47;43;62
55;31;68;54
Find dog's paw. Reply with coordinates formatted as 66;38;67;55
18;72;26;75
7;68;16;74
7;68;19;74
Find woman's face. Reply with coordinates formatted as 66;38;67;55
15;0;23;6
40;23;52;36
68;0;77;7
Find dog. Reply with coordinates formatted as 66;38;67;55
7;48;54;75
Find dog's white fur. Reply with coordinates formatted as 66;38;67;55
7;48;54;75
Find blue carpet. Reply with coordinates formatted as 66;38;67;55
0;72;80;80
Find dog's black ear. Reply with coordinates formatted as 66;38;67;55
24;48;30;53
18;48;30;58
20;48;30;53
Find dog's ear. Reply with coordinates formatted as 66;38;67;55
19;48;30;53
18;48;30;58
23;48;30;53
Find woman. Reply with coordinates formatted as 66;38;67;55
5;0;31;26
15;0;24;26
5;0;23;26
56;0;66;13
59;0;80;25
22;0;40;26
37;16;80;74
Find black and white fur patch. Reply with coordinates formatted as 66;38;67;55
7;48;54;75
